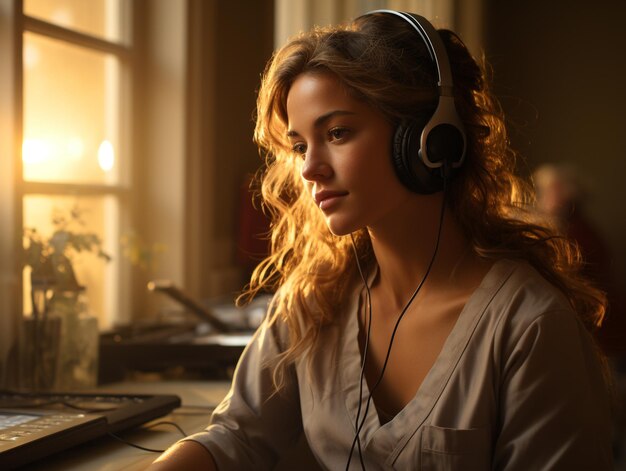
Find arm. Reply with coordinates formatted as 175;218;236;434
493;308;613;470
146;319;302;470
146;440;217;471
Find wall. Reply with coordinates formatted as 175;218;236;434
275;0;456;48
211;0;275;293
132;0;275;319
183;0;275;302
484;1;626;296
0;0;21;388
131;0;188;319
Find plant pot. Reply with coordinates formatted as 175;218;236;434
20;292;99;392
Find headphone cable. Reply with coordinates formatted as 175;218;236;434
349;233;374;471
345;171;449;470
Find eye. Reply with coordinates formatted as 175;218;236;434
328;127;350;142
291;142;307;157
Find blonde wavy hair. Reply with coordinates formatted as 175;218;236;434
242;13;607;389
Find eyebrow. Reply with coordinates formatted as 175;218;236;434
286;110;356;138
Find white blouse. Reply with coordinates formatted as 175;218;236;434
185;259;613;470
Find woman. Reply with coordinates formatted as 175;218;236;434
148;10;612;470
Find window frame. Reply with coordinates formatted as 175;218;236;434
0;0;23;388
18;0;134;328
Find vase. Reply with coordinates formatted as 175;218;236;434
20;291;99;391
20;316;62;391
52;292;99;391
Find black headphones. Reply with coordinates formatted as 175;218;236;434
362;10;467;194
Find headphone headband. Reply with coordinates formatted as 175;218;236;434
358;9;467;192
367;10;454;95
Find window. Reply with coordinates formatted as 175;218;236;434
20;0;132;329
4;0;274;338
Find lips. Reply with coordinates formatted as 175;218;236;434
314;189;349;210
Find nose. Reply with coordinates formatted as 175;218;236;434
300;146;332;182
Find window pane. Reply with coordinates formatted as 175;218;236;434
23;195;121;330
23;32;122;185
24;0;125;43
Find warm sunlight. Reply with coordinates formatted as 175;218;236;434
21;138;51;165
22;136;87;167
97;139;115;172
22;31;120;184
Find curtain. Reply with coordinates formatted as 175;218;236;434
274;0;455;48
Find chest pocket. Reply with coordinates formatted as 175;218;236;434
420;425;491;470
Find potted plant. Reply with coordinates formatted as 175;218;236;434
22;205;111;391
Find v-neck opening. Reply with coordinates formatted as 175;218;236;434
341;258;518;455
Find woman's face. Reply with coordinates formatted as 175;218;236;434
286;72;413;235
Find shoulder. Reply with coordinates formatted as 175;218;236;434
484;263;613;468
481;260;603;378
477;259;597;363
485;259;576;330
492;259;570;312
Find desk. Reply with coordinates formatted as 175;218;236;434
17;379;321;471
19;380;231;471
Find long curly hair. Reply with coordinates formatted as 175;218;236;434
243;12;607;388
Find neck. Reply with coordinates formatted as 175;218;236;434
367;192;471;310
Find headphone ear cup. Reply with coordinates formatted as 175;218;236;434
424;123;465;168
392;123;419;192
392;119;444;194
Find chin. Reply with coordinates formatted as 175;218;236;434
328;227;352;237
325;217;362;237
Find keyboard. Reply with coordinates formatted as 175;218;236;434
0;390;181;470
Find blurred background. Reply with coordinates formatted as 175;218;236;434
0;0;624;460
